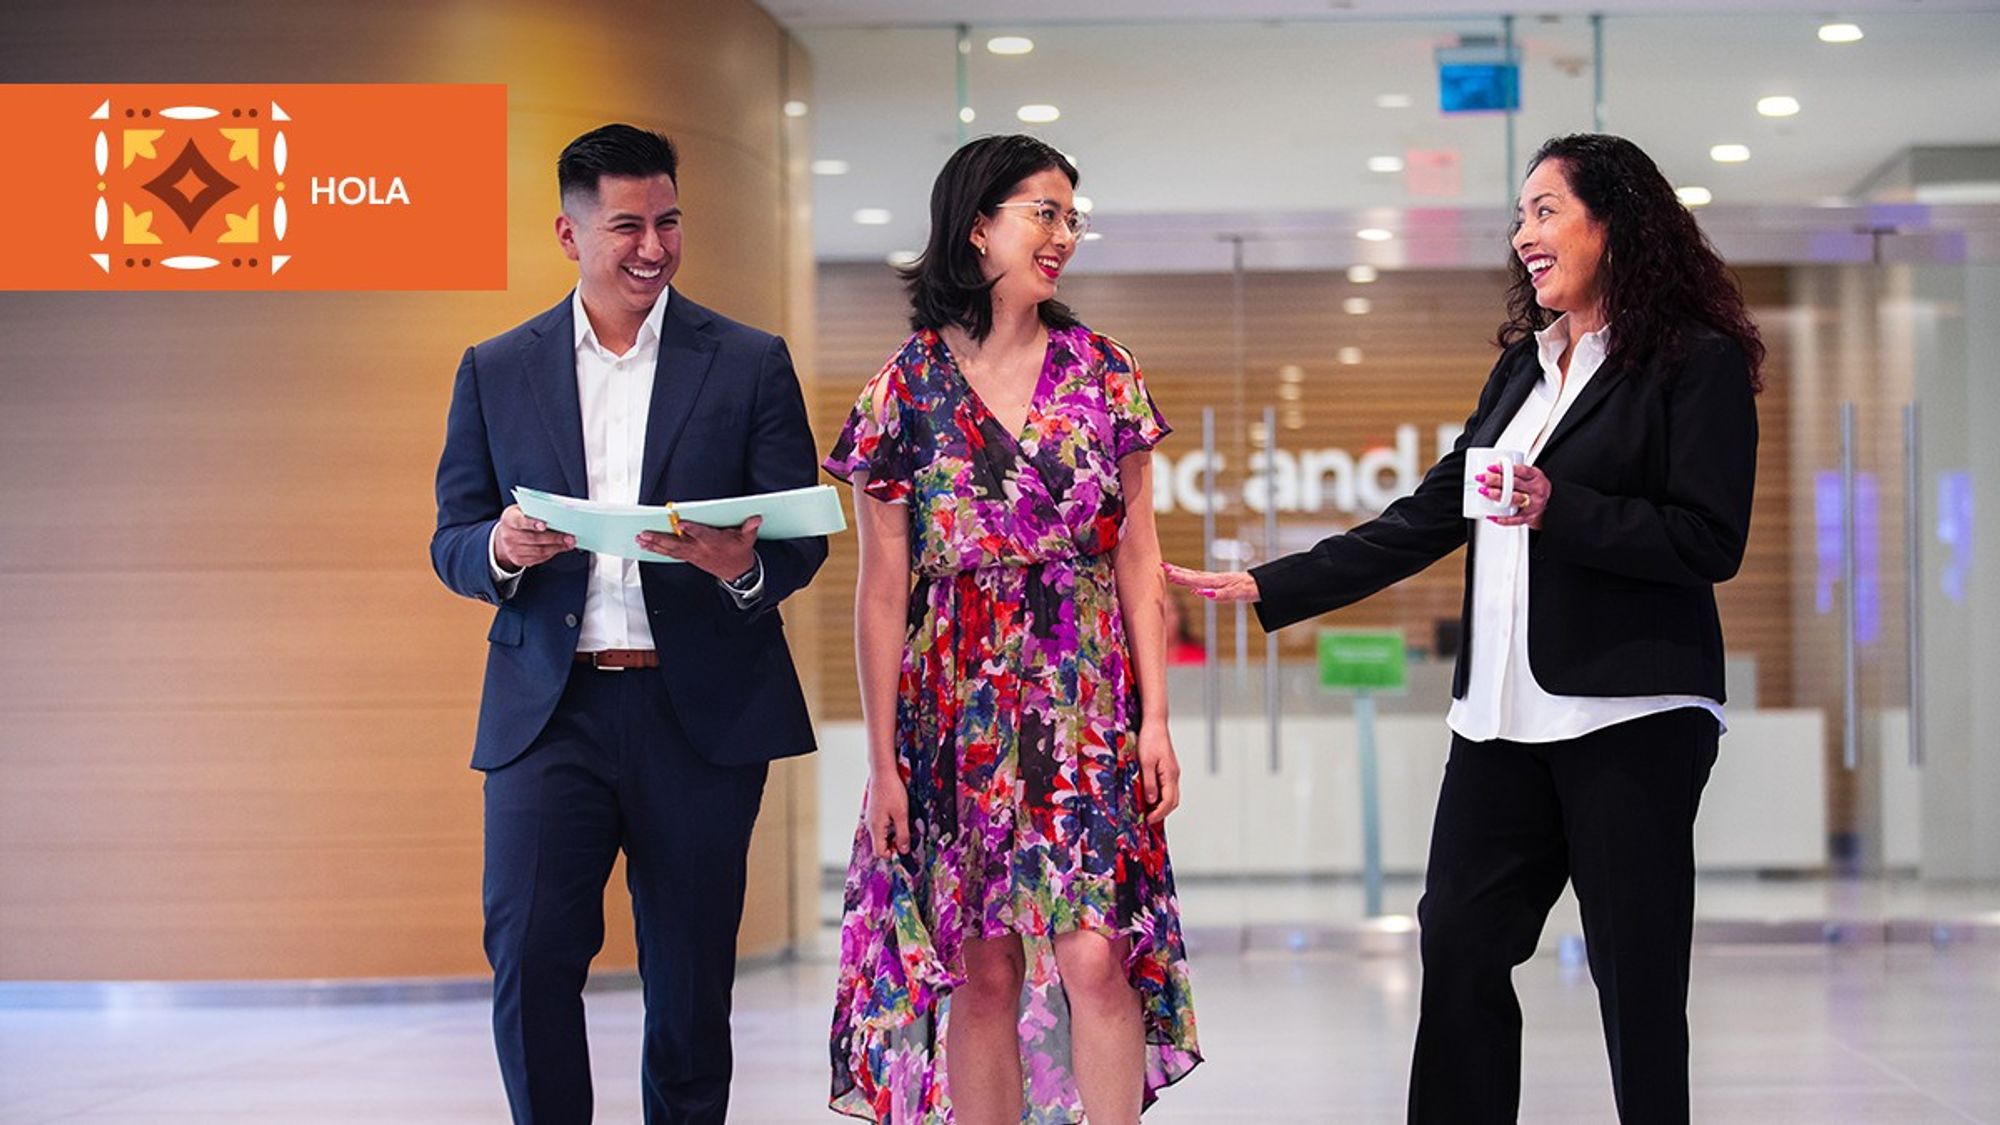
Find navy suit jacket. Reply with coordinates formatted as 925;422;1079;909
1252;325;1758;703
431;291;827;770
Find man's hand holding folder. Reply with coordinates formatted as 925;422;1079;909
511;483;847;565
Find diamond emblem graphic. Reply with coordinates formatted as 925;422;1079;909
140;138;238;232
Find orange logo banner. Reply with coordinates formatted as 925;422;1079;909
0;84;507;291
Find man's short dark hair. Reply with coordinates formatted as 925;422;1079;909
558;124;678;212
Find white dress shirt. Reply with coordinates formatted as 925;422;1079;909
1446;317;1725;744
566;286;665;652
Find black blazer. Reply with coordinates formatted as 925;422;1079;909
431;292;828;769
1252;325;1758;703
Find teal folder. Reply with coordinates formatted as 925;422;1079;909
512;484;847;563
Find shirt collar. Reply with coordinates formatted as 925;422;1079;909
1533;314;1610;377
571;284;672;357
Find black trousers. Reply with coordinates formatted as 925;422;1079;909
1407;707;1719;1125
482;663;768;1125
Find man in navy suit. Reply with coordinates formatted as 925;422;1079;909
430;124;825;1124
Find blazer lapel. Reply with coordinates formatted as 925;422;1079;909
640;294;719;504
1470;346;1542;447
525;297;588;497
1538;359;1632;459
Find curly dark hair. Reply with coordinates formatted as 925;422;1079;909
1498;133;1764;392
903;134;1081;342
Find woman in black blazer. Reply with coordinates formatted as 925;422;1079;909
1167;133;1763;1125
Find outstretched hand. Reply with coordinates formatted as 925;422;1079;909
1162;562;1260;603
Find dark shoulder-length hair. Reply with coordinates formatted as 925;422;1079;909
903;134;1081;342
1498;133;1765;392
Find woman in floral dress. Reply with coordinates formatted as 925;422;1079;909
825;135;1200;1124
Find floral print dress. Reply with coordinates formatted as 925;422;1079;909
824;325;1201;1123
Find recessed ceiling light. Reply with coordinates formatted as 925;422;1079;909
1017;104;1060;124
852;208;892;225
1357;228;1393;242
1676;186;1714;207
1073;195;1094;213
1283;410;1306;430
1347;265;1379;284
986;35;1034;55
1278;383;1304;401
1278;364;1306;383
1818;22;1863;43
810;159;850;176
1710;144;1751;164
958;106;976;124
1367;155;1405;174
1338;347;1364;365
1375;93;1413;109
783;100;808;118
1343;297;1373;315
886;250;920;267
1082;231;1103;241
1757;95;1801;118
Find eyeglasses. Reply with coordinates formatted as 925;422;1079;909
993;199;1090;240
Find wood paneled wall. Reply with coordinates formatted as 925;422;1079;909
810;263;1795;723
0;1;816;979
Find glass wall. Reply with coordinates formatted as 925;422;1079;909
801;11;2000;945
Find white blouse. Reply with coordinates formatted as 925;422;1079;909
1445;318;1725;744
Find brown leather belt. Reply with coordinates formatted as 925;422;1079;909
574;649;660;670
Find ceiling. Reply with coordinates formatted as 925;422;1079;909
770;0;2000;25
771;4;2000;263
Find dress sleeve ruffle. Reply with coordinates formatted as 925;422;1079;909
1098;334;1171;459
824;351;916;504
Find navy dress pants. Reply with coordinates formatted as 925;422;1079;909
482;663;768;1125
1407;707;1719;1125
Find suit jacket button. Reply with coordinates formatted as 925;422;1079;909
564;613;579;628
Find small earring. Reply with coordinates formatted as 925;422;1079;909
977;244;987;256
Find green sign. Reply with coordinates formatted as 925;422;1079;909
1317;629;1407;692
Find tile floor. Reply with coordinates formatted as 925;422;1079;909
5;937;1999;1123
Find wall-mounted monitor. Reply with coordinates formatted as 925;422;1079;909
1436;41;1520;114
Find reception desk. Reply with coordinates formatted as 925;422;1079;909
816;660;1830;877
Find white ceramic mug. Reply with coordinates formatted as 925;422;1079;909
1462;447;1527;519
